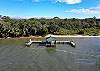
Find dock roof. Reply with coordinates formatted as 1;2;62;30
46;36;56;42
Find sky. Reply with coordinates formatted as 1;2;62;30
0;0;100;19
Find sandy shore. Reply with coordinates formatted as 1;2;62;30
45;34;100;37
0;34;100;39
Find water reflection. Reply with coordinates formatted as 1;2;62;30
46;47;56;53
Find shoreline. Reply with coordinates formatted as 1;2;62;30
45;34;100;37
0;35;100;39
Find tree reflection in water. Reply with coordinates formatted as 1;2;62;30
46;47;56;53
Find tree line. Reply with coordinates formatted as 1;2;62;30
0;15;100;38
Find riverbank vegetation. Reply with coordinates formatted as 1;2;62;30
0;15;100;38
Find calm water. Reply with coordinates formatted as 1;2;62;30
0;37;100;71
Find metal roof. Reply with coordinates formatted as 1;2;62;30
46;36;56;42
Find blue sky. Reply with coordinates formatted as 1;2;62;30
0;0;100;18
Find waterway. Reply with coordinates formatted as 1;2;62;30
0;37;100;71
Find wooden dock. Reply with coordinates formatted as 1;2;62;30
56;41;70;44
25;39;76;47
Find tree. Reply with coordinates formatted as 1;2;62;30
53;17;60;19
0;15;100;37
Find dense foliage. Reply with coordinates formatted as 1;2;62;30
0;15;100;38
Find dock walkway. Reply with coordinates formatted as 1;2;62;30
25;39;76;47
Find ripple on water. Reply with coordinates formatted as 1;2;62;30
96;55;100;58
75;58;96;65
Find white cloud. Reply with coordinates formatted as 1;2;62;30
32;0;81;4
11;16;54;19
56;0;81;4
65;5;100;14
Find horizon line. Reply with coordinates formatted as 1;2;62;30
0;15;100;19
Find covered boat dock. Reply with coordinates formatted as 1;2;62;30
25;36;76;47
